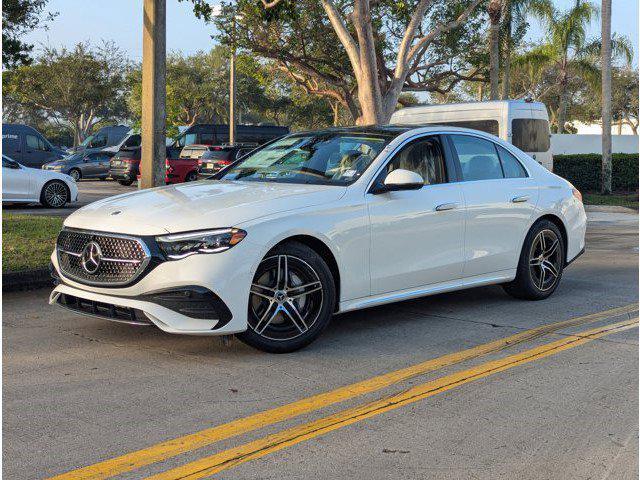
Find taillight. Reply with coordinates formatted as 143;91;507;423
572;188;583;203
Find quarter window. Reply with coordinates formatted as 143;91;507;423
511;119;550;152
384;136;447;185
497;145;528;178
451;135;503;181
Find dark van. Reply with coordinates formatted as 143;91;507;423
167;124;289;158
2;124;66;168
68;125;132;154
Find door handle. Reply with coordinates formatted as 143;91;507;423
511;195;530;203
435;202;458;211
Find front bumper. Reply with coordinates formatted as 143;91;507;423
50;238;262;335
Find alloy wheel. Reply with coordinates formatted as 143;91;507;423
44;182;68;208
69;170;80;181
249;255;324;341
528;229;562;291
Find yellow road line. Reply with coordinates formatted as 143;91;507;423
146;318;638;480
48;304;637;480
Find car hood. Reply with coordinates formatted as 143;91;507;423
64;180;347;235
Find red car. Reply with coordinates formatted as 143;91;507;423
135;147;200;184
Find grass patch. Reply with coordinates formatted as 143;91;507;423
3;214;63;272
583;192;639;210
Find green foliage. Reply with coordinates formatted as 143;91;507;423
582;193;638;209
2;0;56;68
2;214;63;272
3;41;130;145
553;153;639;193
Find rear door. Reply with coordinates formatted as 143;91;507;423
446;134;538;278
2;157;32;200
367;134;465;294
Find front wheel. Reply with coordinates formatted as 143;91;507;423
118;180;134;186
236;242;336;353
503;220;565;300
40;180;69;208
68;169;81;182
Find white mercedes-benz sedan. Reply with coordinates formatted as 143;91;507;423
49;126;586;352
3;154;78;208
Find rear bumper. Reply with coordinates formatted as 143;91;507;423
110;168;137;180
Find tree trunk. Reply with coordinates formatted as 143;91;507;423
352;0;384;125
501;0;511;100
488;0;502;100
557;72;569;134
601;0;612;194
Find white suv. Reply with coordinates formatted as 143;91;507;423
50;126;586;353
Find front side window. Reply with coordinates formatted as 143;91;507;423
451;135;504;181
26;134;49;151
384;136;447;185
511;119;550;152
497;145;528;178
219;132;393;186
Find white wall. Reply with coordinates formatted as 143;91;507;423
551;134;639;155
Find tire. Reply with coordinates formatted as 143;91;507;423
40;180;69;208
185;170;198;182
68;169;81;181
99;176;107;181
503;219;565;300
119;180;134;186
236;241;336;353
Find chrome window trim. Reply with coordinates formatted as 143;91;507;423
56;227;151;287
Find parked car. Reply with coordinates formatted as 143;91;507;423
167;124;289;158
68;125;136;154
109;147;141;186
390;100;553;170
50;126;586;353
2;124;67;168
42;149;115;181
165;156;199;184
2;154;78;208
198;144;257;175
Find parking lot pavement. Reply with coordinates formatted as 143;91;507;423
3;212;638;480
2;180;136;217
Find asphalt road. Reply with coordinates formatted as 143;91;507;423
3;211;638;480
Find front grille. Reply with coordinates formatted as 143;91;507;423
57;229;151;286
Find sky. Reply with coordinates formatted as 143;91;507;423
22;0;639;65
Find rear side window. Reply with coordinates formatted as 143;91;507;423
430;120;499;136
511;119;550;152
451;135;503;181
497;145;528;178
385;136;447;185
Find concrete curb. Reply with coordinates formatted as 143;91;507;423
584;204;638;214
3;268;52;292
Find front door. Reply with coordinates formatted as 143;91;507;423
367;135;465;295
447;134;538;278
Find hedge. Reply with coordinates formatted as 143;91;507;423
553;153;638;192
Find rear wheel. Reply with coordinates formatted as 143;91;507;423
236;242;336;353
503;219;565;300
118;180;134;186
185;170;198;182
40;180;69;208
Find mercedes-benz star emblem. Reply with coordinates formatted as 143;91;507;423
81;241;102;274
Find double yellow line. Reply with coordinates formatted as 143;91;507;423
50;304;637;480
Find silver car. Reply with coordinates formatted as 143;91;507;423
42;150;115;181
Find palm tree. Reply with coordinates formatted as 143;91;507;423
500;0;553;99
488;0;503;100
514;0;632;133
601;0;612;194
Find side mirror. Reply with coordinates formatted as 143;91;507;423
372;169;423;194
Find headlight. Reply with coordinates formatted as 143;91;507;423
156;228;246;259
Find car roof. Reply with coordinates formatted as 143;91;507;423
288;125;503;138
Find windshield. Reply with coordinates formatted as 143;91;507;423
218;132;391;185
